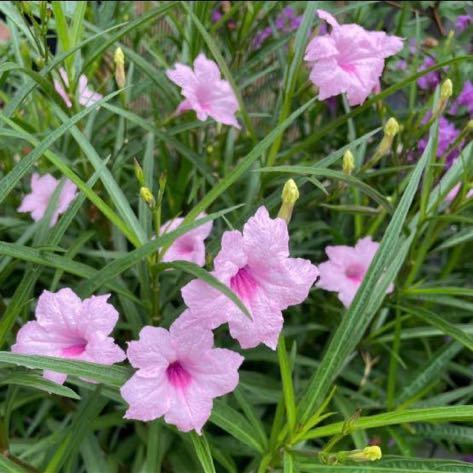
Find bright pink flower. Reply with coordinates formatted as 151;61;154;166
180;207;319;349
304;9;403;106
317;237;393;307
12;289;126;384
54;68;103;108
160;213;213;267
18;173;77;226
166;53;240;128
120;322;243;433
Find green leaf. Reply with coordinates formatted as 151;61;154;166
0;372;80;400
0;352;130;388
210;400;265;454
190;432;216;473
277;336;297;434
0;455;29;473
397;342;462;406
45;388;106;473
295;457;473;472
297;104;439;425
258;166;393;212
401;305;473;352
301;406;473;439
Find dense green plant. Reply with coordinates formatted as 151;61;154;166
0;1;472;472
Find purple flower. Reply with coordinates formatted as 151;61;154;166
252;26;272;49
451;80;473;115
275;7;302;33
463;455;473;463
417;57;442;90
418;116;460;165
211;9;222;23
456;15;472;33
394;59;407;71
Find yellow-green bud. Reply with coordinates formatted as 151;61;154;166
140;187;155;208
343;150;355;175
440;79;453;100
114;47;125;66
114;47;126;89
134;158;145;186
384;117;400;138
281;178;299;204
348;446;382;462
466;120;473;133
278;179;299;223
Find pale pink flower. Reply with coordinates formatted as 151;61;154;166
12;289;126;385
18;173;77;227
120;321;243;433
304;9;403;106
54;68;103;108
446;184;473;203
166;53;240;128
317;236;393;307
160;213;213;267
179;206;319;350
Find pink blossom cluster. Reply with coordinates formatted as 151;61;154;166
13;204;319;433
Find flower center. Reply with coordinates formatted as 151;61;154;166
61;340;87;357
177;239;195;254
166;361;192;389
345;263;365;282
230;265;258;302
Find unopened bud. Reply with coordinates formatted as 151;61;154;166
466;120;473;133
134;159;145;186
384;117;400;138
343;150;355;175
347;446;382;462
114;47;126;89
440;79;453;100
278;179;299;223
282;179;299;204
140;187;155;208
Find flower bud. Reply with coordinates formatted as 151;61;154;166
114;47;126;89
134;158;145;186
347;446;382;462
140;186;155;208
384;117;400;138
278;179;299;223
466;120;473;133
440;78;453;100
343;150;355;175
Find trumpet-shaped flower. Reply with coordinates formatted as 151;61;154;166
54;68;103;108
12;289;126;384
166;53;240;128
304;9;403;106
180;207;319;349
18;173;77;227
317;237;393;307
160;214;213;267
120;321;243;433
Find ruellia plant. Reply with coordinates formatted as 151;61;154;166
0;1;472;472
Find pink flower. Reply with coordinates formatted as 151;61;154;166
18;173;77;226
11;289;126;385
446;184;473;203
179;207;319;350
120;322;243;433
317;237;393;307
160;213;213;267
54;68;103;108
304;9;403;106
166;53;240;128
